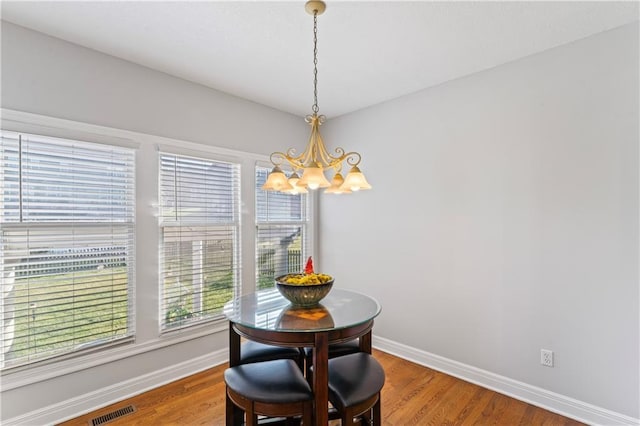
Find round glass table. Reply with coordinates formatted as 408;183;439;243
223;288;381;425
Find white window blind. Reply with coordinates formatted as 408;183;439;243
0;130;135;370
255;166;310;290
159;152;240;331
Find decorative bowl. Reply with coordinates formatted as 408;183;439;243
275;275;334;307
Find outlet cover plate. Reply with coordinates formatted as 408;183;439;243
541;349;554;367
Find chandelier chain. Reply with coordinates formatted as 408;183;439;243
312;10;319;114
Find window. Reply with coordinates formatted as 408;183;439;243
255;166;311;289
0;130;135;369
159;152;240;331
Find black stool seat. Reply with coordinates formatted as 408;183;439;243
225;359;312;403
225;359;313;426
328;352;385;425
241;341;303;365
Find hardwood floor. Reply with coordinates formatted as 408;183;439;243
58;350;584;426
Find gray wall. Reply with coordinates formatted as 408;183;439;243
1;22;304;155
320;22;639;419
2;17;639;423
1;21;307;422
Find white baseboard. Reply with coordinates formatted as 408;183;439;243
2;348;228;426
5;338;638;426
373;336;639;426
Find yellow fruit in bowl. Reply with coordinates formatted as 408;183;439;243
278;273;333;286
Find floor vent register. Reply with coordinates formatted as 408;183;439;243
89;405;136;426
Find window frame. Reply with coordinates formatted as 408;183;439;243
0;129;137;371
157;149;242;333
0;109;317;387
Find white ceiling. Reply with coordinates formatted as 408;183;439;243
1;1;638;118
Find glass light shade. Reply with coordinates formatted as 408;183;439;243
287;173;309;194
339;165;372;192
298;165;331;189
287;185;309;194
325;172;352;194
288;172;306;188
262;166;293;191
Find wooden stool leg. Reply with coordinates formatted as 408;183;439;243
225;391;235;426
246;405;257;426
225;389;244;426
373;395;381;426
361;408;372;426
343;406;355;426
303;401;313;425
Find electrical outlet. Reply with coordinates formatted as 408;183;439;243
541;349;553;367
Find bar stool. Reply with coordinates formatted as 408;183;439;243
327;352;385;426
241;340;304;370
224;359;314;426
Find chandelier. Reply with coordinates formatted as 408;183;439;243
262;0;371;195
